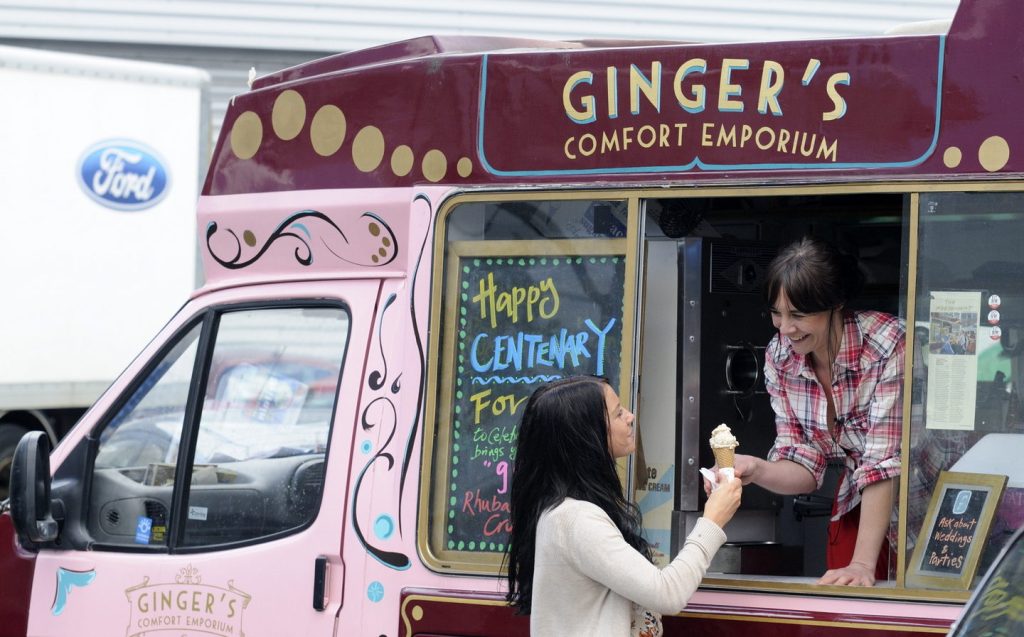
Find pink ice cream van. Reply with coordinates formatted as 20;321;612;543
4;0;1024;634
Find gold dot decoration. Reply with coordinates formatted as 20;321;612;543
272;90;306;141
411;605;424;621
310;105;347;157
391;145;414;177
367;220;393;264
422;149;448;183
231;98;472;181
943;147;962;169
370;223;378;260
230;111;263;160
243;230;257;247
353;126;385;172
979;136;1010;172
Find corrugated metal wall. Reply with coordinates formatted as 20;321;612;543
0;1;961;49
0;38;313;151
0;1;962;150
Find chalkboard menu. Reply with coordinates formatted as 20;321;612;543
435;239;628;558
908;471;1008;590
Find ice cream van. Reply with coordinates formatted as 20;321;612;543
3;0;1024;635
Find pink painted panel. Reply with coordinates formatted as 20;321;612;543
196;188;418;291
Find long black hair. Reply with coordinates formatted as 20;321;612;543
764;237;864;364
505;375;650;614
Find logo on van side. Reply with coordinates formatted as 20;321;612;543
77;140;170;211
124;565;250;637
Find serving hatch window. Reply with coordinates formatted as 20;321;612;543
422;188;1024;595
424;197;636;570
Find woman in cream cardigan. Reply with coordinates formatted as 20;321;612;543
506;375;742;636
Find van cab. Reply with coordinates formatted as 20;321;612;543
4;1;1024;634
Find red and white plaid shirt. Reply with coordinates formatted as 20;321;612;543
765;310;905;522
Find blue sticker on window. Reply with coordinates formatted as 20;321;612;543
135;516;153;544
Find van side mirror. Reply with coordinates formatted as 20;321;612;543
9;431;58;546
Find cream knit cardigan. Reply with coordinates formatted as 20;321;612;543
529;498;727;636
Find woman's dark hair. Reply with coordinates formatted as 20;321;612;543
505;375;649;614
763;237;863;313
764;237;865;362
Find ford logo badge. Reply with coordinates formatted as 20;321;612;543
77;140;170;211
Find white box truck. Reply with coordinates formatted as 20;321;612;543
0;45;210;498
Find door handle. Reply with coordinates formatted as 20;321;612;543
313;555;329;611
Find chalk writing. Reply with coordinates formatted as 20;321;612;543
472;272;560;329
443;250;625;552
921;488;987;576
469;319;616;375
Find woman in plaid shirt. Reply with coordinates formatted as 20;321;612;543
713;237;904;587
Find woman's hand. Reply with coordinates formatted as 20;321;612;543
703;454;760;496
818;562;875;587
703;470;742;529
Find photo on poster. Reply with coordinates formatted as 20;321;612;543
926;291;982;430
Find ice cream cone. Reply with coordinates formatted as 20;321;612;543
709;423;739;480
712;446;735;469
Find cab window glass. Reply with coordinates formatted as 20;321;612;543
88;305;349;550
91;323;201;546
909;192;1024;584
182;307;347;546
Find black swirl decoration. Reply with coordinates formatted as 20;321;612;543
349;194;428;560
206;209;399;269
368;293;398;391
352;395;410;570
397;193;431;532
323;211;399;267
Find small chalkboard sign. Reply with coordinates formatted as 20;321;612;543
429;238;630;566
907;471;1007;590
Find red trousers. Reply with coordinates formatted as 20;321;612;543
827;501;890;580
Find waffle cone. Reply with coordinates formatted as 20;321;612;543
712;447;736;469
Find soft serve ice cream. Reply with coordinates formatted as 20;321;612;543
709;423;739;481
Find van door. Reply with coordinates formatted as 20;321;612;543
25;282;376;637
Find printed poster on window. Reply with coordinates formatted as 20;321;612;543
926;291;981;430
635;459;674;566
